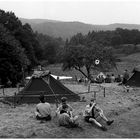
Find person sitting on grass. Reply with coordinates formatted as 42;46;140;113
35;94;52;121
84;98;114;131
115;74;122;83
56;97;79;127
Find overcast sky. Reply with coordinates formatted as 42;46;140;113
0;0;140;25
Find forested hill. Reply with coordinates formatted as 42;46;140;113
1;9;140;87
20;18;140;39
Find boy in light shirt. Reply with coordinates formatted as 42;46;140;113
35;94;52;121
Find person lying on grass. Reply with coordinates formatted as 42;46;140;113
56;97;79;127
35;94;52;121
84;98;114;131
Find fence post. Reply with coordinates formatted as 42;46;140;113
103;87;105;97
14;92;16;108
88;80;91;93
18;84;20;93
94;91;96;100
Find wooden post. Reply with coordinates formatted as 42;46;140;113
88;80;91;93
14;92;16;108
17;84;20;93
94;91;96;100
103;87;105;97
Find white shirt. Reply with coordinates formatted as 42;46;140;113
84;104;102;117
84;104;93;117
36;102;51;118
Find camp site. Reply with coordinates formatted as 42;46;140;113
1;60;140;138
1;2;140;138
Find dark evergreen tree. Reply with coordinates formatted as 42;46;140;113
0;24;29;86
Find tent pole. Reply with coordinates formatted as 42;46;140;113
48;84;59;108
48;75;59;108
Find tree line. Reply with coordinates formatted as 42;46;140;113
0;9;63;86
61;29;140;80
1;9;140;86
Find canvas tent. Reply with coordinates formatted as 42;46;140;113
6;70;80;104
51;74;72;80
25;75;73;80
125;65;140;87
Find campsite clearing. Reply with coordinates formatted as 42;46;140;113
0;83;140;138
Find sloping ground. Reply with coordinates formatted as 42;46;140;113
44;52;140;79
0;83;140;138
116;52;140;74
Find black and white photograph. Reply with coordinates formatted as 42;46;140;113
0;0;140;138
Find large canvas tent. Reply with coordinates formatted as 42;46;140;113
6;70;80;104
125;65;140;87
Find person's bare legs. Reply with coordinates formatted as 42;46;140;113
70;115;79;126
89;118;102;127
99;112;114;125
99;112;108;122
89;118;107;131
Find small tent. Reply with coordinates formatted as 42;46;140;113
125;65;140;87
6;70;80;104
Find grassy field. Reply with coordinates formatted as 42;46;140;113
116;52;140;74
0;83;140;138
0;53;140;138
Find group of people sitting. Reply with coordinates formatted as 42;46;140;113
104;74;122;83
95;73;123;83
35;95;114;131
95;70;130;84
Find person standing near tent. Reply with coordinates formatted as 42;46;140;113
83;98;114;131
35;94;52;121
56;97;79;127
115;74;122;83
110;74;115;83
123;69;129;84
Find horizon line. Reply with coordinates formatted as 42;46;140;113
19;17;140;26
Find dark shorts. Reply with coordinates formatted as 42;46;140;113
36;115;51;121
84;116;94;123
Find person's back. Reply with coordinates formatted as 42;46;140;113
36;102;51;118
58;113;71;126
35;94;51;121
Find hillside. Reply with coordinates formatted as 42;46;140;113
116;52;140;74
0;83;140;138
20;18;140;39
